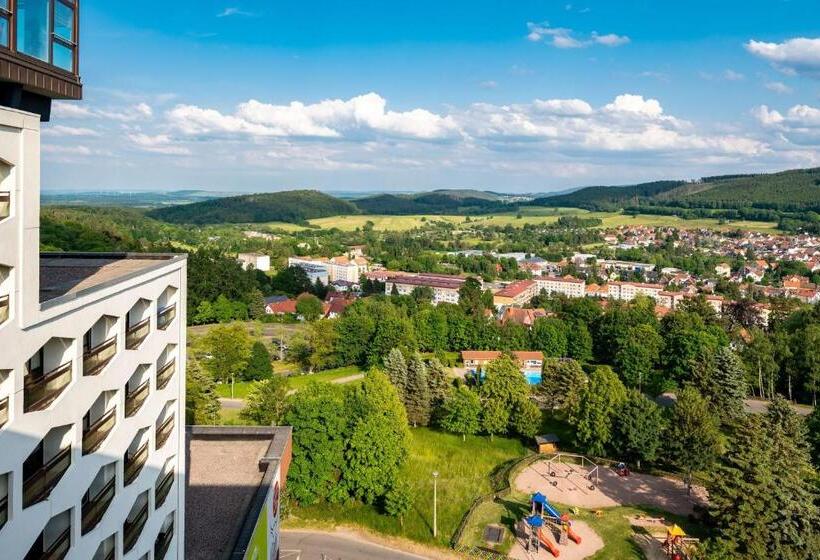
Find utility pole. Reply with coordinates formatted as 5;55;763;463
432;471;439;538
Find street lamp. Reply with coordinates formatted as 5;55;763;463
432;471;439;538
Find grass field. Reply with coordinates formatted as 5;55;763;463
296;208;779;233
188;320;309;348
214;365;365;398
288;428;529;547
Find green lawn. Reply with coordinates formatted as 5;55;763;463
214;381;254;399
285;365;365;390
217;407;244;425
288;428;529;547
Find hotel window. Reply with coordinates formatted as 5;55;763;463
15;0;76;72
52;0;75;71
0;1;9;48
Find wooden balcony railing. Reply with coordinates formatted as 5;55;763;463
23;446;71;508
30;526;71;560
24;361;72;412
124;442;149;486
83;336;117;376
156;359;176;390
0;396;8;428
155;415;175;450
125;317;150;350
0;192;9;220
82;407;117;455
123;501;149;553
0;494;7;530
125;380;149;417
0;294;9;325
155;469;174;508
154;520;174;560
81;476;115;535
157;303;176;331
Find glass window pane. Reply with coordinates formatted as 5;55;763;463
54;2;73;42
17;0;51;61
52;41;72;71
0;18;8;48
0;1;8;10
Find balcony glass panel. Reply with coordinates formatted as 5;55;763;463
155;470;173;508
0;396;8;428
154;521;174;560
0;18;6;49
0;494;7;530
156;415;174;450
125;318;150;349
157;304;176;331
53;2;73;41
123;501;148;553
156;360;175;390
0;192;8;218
24;361;72;412
17;0;50;62
125;380;149;417
52;41;72;71
26;526;71;560
82;407;116;455
0;295;9;325
83;336;117;376
81;477;115;535
124;442;148;486
23;445;71;508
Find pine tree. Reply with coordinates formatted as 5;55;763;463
383;348;408;402
664;386;722;489
243;341;273;381
426;357;451;408
405;354;431;426
185;358;220;425
709;347;748;422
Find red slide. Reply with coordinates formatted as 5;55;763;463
567;526;582;545
538;529;560;557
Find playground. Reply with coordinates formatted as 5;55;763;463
513;454;707;517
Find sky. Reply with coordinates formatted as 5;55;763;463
42;0;820;193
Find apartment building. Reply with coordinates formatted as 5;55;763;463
0;5;186;559
534;275;586;299
607;281;665;301
288;255;369;284
493;280;538;309
237;253;270;273
383;273;469;305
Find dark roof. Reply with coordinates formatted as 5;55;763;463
264;295;288;305
535;434;560;444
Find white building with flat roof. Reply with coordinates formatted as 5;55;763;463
0;107;187;559
237;253;270;272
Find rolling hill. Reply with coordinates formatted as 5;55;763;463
146;190;358;224
354;190;509;214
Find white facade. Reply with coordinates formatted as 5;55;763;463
0;107;186;560
237;253;270;272
534;276;586;298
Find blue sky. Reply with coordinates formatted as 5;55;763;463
43;0;820;192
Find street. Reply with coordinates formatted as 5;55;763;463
280;531;431;560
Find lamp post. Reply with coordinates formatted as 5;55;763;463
432;471;439;538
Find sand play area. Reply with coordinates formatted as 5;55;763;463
508;519;603;560
514;457;707;516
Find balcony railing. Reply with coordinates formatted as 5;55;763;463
0;396;8;428
157;304;176;331
154;520;174;560
124;442;149;486
0;192;9;220
100;548;115;560
125;317;150;350
27;526;71;560
155;415;175;450
123;501;149;553
0;295;8;325
82;407;117;455
24;361;72;412
23;446;72;508
125;380;149;417
83;336;117;376
156;359;176;390
155;469;174;508
0;494;7;530
81;477;115;535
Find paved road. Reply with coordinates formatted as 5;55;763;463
280;531;430;560
743;398;813;416
219;397;244;409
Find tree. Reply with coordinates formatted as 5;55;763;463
247;289;266;320
440;386;482;440
614;323;663;391
482;398;510;440
410;285;434;304
612;390;665;468
243;341;273;381
185;358;220;425
284;383;349;504
663;386;722;489
740;329;779;399
272;265;312;296
565;320;593;362
458;277;485;315
807;405;820;467
296;293;324;321
405;355;432;426
240;376;289;425
511;398;542;439
530;317;569;357
794;324;820;406
383;348;408;401
383;479;414;527
539;358;586;411
480;354;530;406
426;358;451;411
660;311;725;383
568;366;627;457
709;347;748;422
201;323;253;398
343;371;410;504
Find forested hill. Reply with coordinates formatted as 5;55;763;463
532;168;820;211
354;191;507;215
146;190;358;224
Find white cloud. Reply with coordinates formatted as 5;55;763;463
127;133;191;155
42;144;93;156
754;103;820;147
603;94;664;118
765;81;793;94
532;98;593;116
51;102;153;122
526;22;629;48
723;69;745;81
746;37;820;77
51;102;94;119
42;125;100;137
217;7;253;17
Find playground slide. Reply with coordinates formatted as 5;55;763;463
543;503;562;520
538;529;560;558
566;526;582;545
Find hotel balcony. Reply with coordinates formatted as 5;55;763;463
23;428;72;508
0;191;9;220
125;299;151;350
0;493;7;531
24;526;70;560
83;316;118;376
0;395;8;428
123;494;149;554
0;294;8;325
92;536;116;560
24;339;74;413
155;468;174;508
125;378;150;418
155;413;175;450
82;405;116;455
124;438;149;486
154;517;174;560
157;303;176;331
156;358;176;391
81;473;115;535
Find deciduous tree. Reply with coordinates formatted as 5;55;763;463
240;376;289;425
612;390;665;468
440;386;481;440
568;366;627;457
201;323;253;397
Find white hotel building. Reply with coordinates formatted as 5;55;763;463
0;5;186;559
